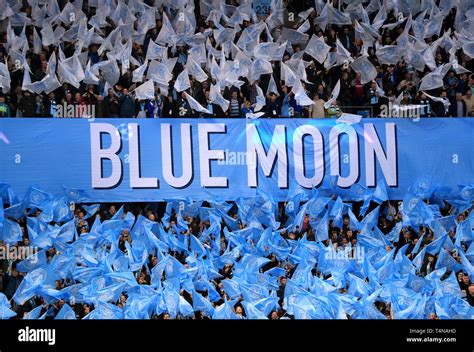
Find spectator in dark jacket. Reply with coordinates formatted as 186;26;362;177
119;89;136;117
265;93;281;118
449;92;468;117
18;91;36;117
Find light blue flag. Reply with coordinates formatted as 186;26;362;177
1;218;23;244
104;272;139;288
373;178;389;204
435;249;457;272
192;290;215;316
456;219;473;243
412;247;428;271
457;246;474;281
347;208;361;231
163;285;180;319
61;186;89;203
55;303;76;320
125;240;149;272
23;305;44;320
52;199;72;223
212;299;240;319
50;253;75;280
0;200;4;235
315;211;329;242
82;204;100;219
329;197;344;228
0;293;16;319
425;234;448;255
410;176;434;199
386;221;402;242
347;273;371;297
178;296;195;318
13;267;50;305
205;281;221;302
190;234;205;257
242;301;268;319
446;199;472;213
221;279;241;299
111;205;124;221
56;219;76;243
411;234;425;256
360;206;380;233
83;302;124;319
3;203;26;220
16;250;48;273
466;243;474;261
123;211;136;229
254;297;280;316
24;186;52;208
460;184;474;202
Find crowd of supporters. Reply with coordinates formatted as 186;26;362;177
0;0;473;118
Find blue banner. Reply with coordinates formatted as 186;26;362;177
0;118;473;202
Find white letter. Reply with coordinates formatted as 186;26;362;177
128;123;158;188
364;123;397;186
198;123;227;187
246;124;288;188
293;125;324;188
90;123;122;188
329;125;359;187
161;123;193;188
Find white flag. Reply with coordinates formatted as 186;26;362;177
174;69;191;92
147;60;173;85
132;60;148;83
419;73;444;91
376;45;403;65
156;13;176;46
33;27;42;55
462;42;474;59
297;19;311;33
134;80;155;100
146;40;168;61
58;55;85;89
406;45;426;72
350;56;377;85
280;62;297;87
266;74;280;97
250;58;273;81
292;81;313;106
0;60;11;93
337;113;362;125
184;92;211;114
246;112;265;119
253;42;286;61
185;57;208;83
98;59;120;87
83;60;100;85
254;85;266;112
305;35;331;64
210;84;230;112
324;80;341;109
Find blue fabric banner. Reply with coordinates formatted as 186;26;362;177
0;118;473;202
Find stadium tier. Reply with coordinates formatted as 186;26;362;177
0;0;473;325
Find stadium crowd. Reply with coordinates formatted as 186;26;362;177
0;0;473;118
0;0;473;320
0;182;473;319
